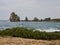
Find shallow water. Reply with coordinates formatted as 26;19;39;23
0;20;60;32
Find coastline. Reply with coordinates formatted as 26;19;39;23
0;27;60;45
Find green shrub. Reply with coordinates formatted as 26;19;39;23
0;27;60;40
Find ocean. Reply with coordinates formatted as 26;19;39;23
0;20;60;32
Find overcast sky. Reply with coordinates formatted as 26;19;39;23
0;0;60;20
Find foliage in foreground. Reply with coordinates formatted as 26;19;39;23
0;27;60;40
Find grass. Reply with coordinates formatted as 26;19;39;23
0;27;60;40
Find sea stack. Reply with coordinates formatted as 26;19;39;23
9;12;20;22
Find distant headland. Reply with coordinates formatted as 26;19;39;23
9;12;60;22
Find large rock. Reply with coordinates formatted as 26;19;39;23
25;16;29;21
44;17;51;21
9;12;20;22
33;17;39;21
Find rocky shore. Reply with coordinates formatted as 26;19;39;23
0;36;60;45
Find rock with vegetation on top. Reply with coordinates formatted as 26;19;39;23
25;16;29;21
9;12;20;22
33;17;39;21
44;17;51;21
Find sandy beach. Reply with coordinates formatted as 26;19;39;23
0;36;60;45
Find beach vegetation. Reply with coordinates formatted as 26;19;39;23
0;27;60;40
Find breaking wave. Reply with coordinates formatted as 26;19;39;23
36;28;60;32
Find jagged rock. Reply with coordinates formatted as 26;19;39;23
25;16;29;21
9;12;20;22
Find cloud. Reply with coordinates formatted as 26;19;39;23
0;0;60;20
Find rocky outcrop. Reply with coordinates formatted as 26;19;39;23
44;17;51;21
33;17;39;21
9;12;20;22
25;16;29;21
51;18;60;22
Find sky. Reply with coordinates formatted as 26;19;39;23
0;0;60;20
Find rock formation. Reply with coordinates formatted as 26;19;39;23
44;17;51;21
33;17;39;21
9;12;20;22
25;16;29;21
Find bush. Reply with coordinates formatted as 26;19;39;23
0;27;60;40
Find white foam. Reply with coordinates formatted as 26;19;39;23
36;28;60;32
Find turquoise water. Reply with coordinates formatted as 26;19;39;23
0;20;60;32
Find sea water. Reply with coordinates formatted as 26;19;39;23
0;20;60;32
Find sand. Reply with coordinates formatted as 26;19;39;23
0;36;60;45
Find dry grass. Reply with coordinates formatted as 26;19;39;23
0;36;60;45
